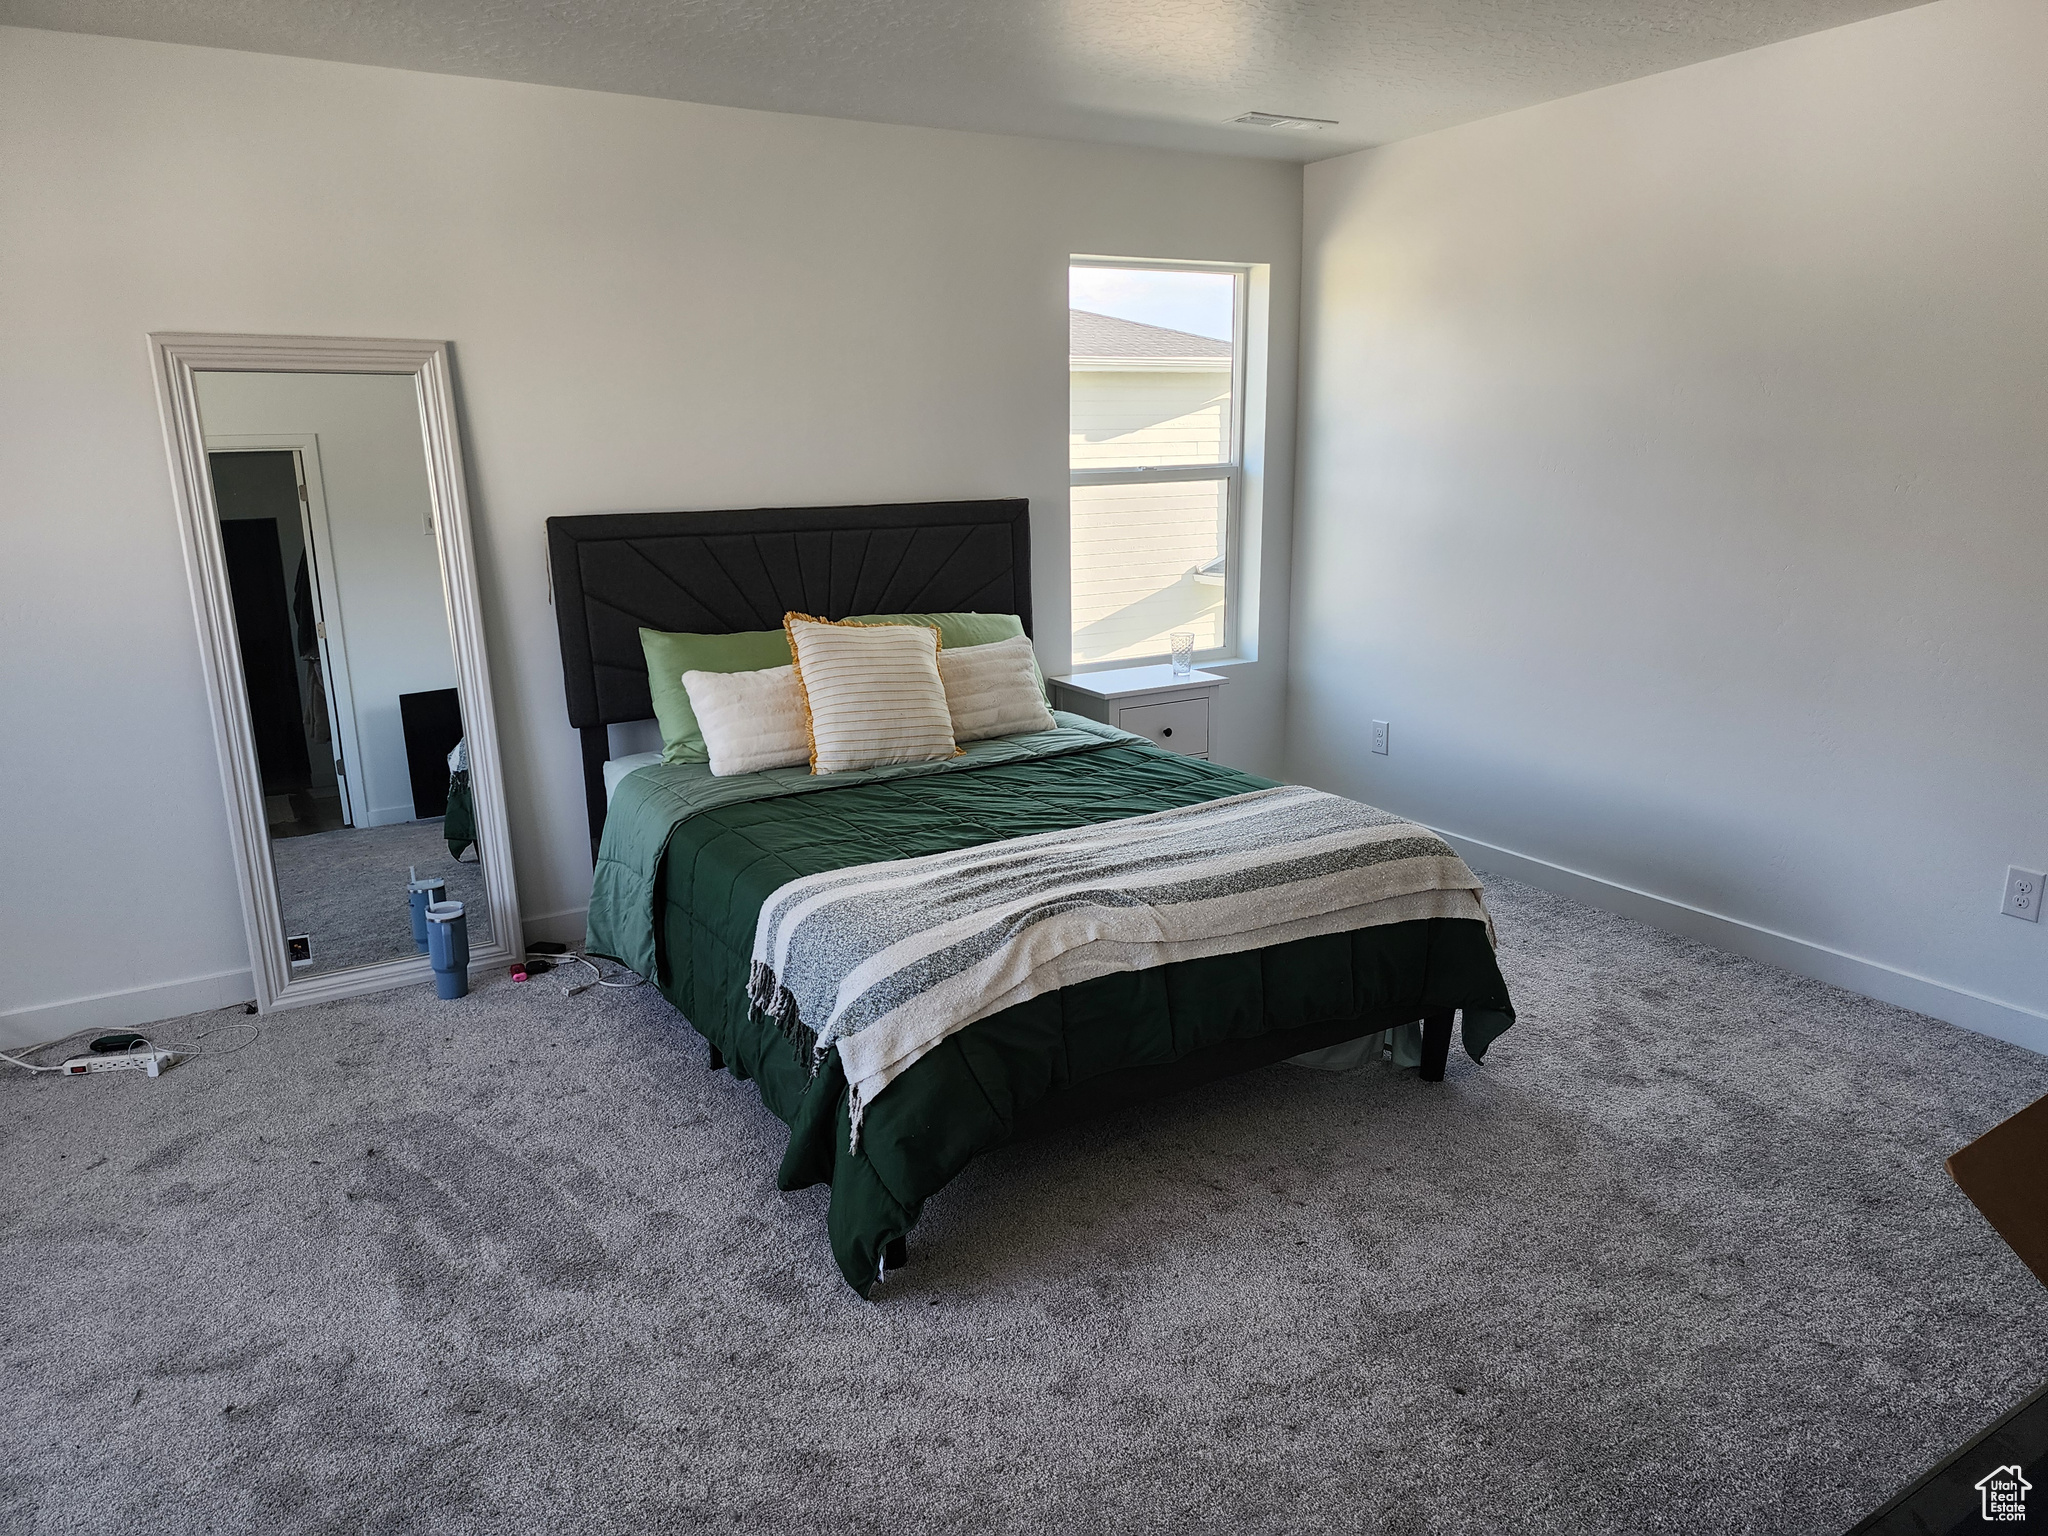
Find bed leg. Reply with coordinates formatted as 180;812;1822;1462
883;1236;908;1271
1419;1008;1454;1083
707;1043;724;1072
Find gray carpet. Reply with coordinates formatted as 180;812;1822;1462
270;818;494;975
2;876;2043;1535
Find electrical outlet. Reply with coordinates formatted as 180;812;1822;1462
1370;720;1389;756
2002;867;2045;923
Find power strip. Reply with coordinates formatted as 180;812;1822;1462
58;1051;175;1079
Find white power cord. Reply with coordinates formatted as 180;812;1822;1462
0;1003;261;1076
531;951;645;996
145;1010;263;1060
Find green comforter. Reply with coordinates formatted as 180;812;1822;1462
587;718;1515;1296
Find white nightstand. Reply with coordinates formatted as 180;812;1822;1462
1049;665;1227;761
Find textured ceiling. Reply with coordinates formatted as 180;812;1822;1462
0;0;1931;160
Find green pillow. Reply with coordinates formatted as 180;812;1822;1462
846;611;1026;649
848;612;1046;699
639;626;792;763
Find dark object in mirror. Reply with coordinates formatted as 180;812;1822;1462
400;688;463;818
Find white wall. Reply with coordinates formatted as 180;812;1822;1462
1292;0;2048;1048
0;26;1300;1043
197;371;456;825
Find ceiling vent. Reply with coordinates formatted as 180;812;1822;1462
1230;111;1337;131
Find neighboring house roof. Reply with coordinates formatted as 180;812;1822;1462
1070;309;1231;362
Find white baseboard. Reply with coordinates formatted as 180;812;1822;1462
522;906;589;948
3;906;596;1051
0;968;256;1052
1441;829;2048;1057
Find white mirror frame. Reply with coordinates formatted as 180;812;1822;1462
149;332;523;1011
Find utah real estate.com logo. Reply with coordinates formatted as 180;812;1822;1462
1976;1464;2031;1523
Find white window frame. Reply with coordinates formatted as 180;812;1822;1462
1069;256;1251;669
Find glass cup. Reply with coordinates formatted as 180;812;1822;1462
1170;633;1196;678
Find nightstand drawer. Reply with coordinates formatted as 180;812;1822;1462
1118;699;1208;756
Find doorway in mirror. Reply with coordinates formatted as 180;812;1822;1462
210;449;346;838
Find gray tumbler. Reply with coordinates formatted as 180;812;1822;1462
424;900;469;999
408;868;447;952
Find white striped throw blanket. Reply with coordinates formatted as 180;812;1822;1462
747;784;1493;1146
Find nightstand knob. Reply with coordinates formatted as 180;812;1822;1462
1161;727;1173;738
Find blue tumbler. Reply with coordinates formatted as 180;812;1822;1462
424;900;469;999
408;867;446;953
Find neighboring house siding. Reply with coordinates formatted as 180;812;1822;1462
1070;479;1225;663
1069;369;1230;468
1070;366;1230;664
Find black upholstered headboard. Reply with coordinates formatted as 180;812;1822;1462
547;498;1031;855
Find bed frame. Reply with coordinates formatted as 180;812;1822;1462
546;498;1032;857
545;496;1455;1100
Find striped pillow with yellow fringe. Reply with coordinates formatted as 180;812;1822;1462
784;614;959;774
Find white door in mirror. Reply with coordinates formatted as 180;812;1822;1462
2002;867;2044;922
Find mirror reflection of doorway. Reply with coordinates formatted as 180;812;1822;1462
211;448;353;838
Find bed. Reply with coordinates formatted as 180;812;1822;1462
548;498;1515;1297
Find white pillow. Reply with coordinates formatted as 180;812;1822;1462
785;615;958;774
680;665;811;777
938;635;1057;743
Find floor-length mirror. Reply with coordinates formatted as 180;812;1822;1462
153;336;520;1009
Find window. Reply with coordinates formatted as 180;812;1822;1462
1069;260;1245;667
